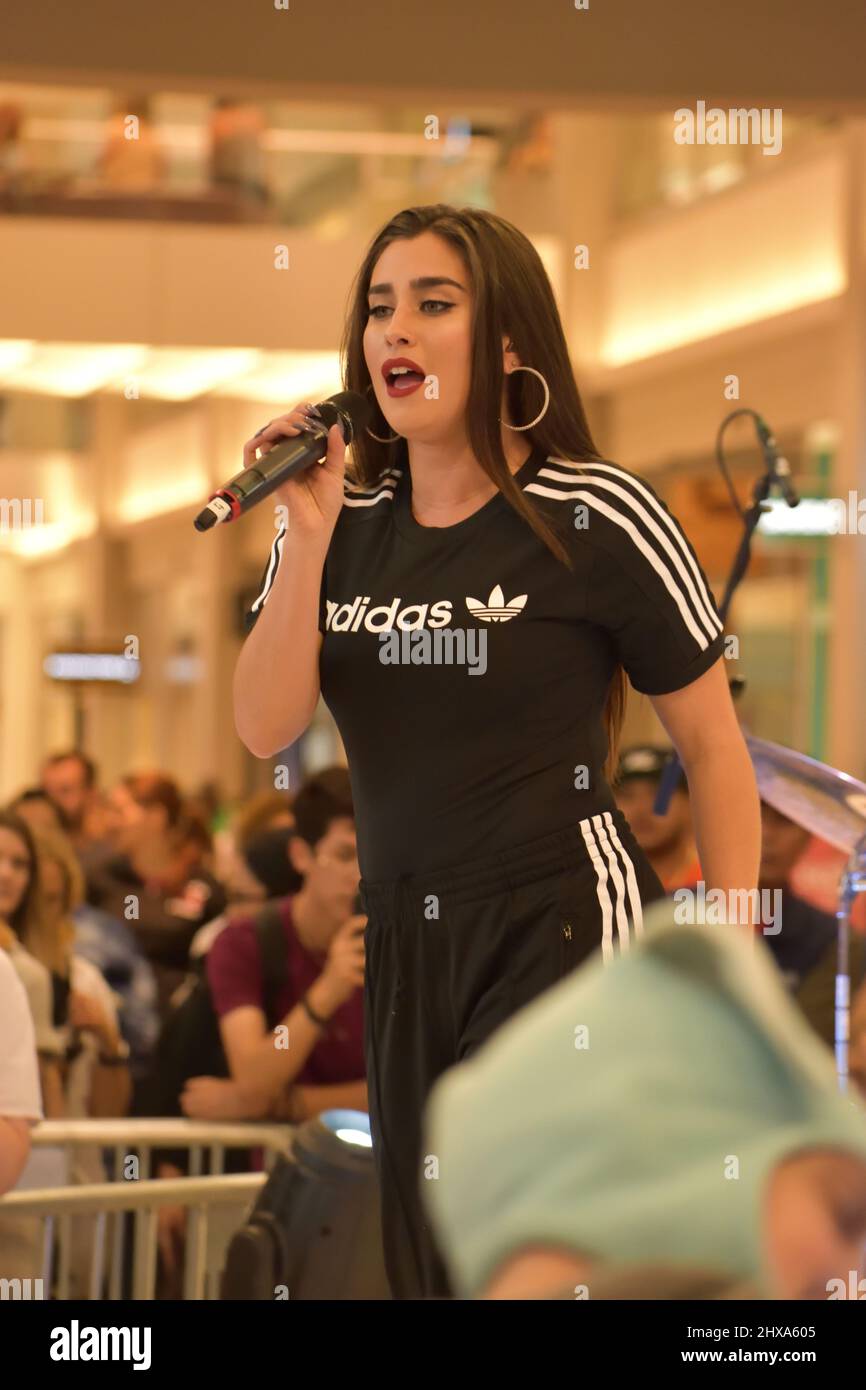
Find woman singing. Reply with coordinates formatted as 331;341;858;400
233;204;762;1299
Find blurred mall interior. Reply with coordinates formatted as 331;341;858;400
1;7;865;804
3;1;866;1316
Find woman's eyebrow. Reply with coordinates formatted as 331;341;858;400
367;276;467;295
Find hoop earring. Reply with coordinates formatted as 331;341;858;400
500;365;550;432
363;383;401;443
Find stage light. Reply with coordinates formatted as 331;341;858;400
319;1108;374;1148
220;1110;389;1300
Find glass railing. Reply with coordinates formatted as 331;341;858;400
0;86;501;231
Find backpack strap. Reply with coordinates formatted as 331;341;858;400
254;898;291;1028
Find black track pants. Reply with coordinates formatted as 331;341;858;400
359;808;667;1300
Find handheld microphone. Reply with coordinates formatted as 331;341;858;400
193;389;371;532
754;415;800;509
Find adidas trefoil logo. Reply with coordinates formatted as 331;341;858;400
465;584;527;623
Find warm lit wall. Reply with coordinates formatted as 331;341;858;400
0;395;281;800
599;147;845;368
604;312;839;475
0;219;367;351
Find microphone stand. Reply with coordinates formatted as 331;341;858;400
834;836;866;1093
653;407;799;818
647;413;854;1036
648;412;864;1088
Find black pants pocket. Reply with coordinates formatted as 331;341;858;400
554;867;587;978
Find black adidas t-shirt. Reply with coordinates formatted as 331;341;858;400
246;444;726;881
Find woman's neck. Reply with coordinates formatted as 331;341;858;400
406;434;532;524
24;920;70;976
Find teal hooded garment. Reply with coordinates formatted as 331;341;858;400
422;898;866;1298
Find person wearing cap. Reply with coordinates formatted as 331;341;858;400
423;897;866;1300
613;744;702;894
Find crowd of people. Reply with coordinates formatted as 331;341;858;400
0;744;864;1297
0;754;367;1290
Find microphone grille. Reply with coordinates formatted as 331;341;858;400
318;390;372;442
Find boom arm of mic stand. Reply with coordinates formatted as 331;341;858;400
652;474;770;817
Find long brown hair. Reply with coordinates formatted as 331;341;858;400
0;816;79;974
30;830;81;974
0;809;42;952
341;203;628;780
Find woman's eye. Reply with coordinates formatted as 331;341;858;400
366;300;454;318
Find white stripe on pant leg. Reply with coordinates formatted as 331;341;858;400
592;814;631;952
579;818;614;963
603;811;644;938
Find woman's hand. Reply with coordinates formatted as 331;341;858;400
68;990;117;1052
180;1075;266;1121
241;402;349;542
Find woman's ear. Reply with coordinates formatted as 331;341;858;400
502;336;521;374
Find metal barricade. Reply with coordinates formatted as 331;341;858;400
0;1118;292;1300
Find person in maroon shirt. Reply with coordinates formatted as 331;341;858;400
182;767;367;1124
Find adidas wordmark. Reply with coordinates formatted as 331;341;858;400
324;585;528;633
